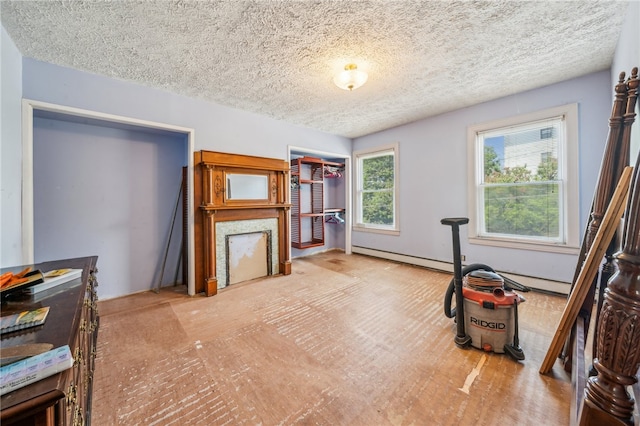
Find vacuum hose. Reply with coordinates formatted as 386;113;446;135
443;263;496;319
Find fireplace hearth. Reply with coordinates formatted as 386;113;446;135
218;220;277;287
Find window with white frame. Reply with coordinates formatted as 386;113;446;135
467;104;580;253
354;144;399;234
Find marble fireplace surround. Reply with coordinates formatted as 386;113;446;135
194;150;291;296
217;219;278;288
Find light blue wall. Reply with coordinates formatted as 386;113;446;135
612;1;640;160
612;1;640;91
352;71;612;283
33;117;186;299
22;58;351;160
1;26;23;267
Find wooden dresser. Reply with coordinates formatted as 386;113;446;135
0;256;99;426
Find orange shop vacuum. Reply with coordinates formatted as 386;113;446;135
441;217;526;361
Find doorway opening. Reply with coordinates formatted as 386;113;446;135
22;99;196;297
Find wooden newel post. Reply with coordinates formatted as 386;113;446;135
588;72;632;247
580;178;640;424
579;70;640;426
566;70;633;372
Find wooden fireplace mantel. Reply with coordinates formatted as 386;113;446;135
194;150;291;296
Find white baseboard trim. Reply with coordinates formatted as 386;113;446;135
351;246;570;295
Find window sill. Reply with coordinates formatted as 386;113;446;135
469;236;580;255
353;226;400;236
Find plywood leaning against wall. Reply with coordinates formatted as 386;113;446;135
193;151;291;296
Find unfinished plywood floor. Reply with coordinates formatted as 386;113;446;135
92;252;571;425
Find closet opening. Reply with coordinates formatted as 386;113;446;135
288;147;351;259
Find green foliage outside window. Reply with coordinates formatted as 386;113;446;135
483;146;559;238
484;183;559;237
361;154;394;226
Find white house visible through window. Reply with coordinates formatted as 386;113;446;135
540;127;554;139
467;104;580;253
354;144;399;234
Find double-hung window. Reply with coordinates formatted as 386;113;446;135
467;104;579;253
354;144;399;234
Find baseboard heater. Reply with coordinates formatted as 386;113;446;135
351;245;570;295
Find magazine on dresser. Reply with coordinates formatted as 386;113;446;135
0;306;50;335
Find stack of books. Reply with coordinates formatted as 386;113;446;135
0;268;82;396
0;306;50;335
0;345;74;395
28;269;83;294
0;268;83;299
0;306;75;395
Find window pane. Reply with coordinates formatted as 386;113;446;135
482;119;561;184
362;191;394;225
362;155;394;190
468;104;578;251
483;182;560;238
478;117;563;241
355;144;398;232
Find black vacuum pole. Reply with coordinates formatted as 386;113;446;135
441;217;472;348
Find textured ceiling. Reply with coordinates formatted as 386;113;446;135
0;1;629;138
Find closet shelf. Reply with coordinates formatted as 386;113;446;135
290;156;345;249
324;208;345;213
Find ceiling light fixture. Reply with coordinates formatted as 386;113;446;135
333;63;368;91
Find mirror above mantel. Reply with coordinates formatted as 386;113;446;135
226;173;269;201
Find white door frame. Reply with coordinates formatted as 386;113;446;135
21;99;197;295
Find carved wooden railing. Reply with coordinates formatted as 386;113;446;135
563;70;633;375
585;70;636;342
576;68;639;425
564;69;637;415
